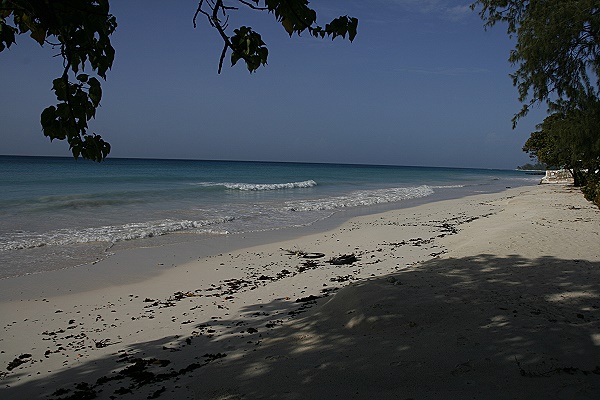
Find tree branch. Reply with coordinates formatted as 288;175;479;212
218;42;227;73
237;0;267;11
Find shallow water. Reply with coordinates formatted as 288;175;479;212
0;156;539;278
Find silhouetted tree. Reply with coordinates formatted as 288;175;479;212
0;1;357;161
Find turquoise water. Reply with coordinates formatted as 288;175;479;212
0;156;539;278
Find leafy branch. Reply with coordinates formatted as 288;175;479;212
193;0;358;73
1;0;357;161
472;0;600;125
1;0;115;161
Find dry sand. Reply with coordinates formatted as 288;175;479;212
1;184;599;399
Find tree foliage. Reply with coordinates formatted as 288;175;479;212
516;162;550;171
473;0;600;197
1;0;115;161
193;0;358;73
523;101;600;185
1;1;358;161
472;0;600;124
522;114;566;169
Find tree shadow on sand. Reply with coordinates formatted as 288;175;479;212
5;254;600;399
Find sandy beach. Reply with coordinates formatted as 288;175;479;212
1;184;599;399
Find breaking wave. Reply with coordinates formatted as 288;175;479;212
0;217;234;252
193;180;318;191
285;185;434;212
223;180;317;191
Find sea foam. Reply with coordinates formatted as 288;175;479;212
285;185;434;212
0;217;234;251
222;180;317;191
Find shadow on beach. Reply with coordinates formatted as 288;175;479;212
5;253;600;399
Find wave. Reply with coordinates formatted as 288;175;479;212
195;180;317;191
36;197;145;210
285;185;434;212
0;217;234;252
0;194;146;213
429;185;465;189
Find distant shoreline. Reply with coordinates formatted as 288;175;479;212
0;154;528;171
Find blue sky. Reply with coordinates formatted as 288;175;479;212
0;0;547;169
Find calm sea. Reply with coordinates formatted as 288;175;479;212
0;156;539;278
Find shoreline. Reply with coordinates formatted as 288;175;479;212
1;156;538;281
1;184;598;399
0;182;530;300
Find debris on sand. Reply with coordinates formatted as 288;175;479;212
328;254;358;265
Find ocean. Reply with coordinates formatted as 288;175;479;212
0;156;539;279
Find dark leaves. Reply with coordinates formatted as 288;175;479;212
4;0;357;160
264;0;317;36
2;0;115;162
42;74;108;161
196;0;358;74
313;16;358;42
0;20;17;51
230;26;268;73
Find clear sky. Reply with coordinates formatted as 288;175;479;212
0;0;548;169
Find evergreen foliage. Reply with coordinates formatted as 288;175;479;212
473;0;600;204
516;162;549;171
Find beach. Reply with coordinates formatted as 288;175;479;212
1;184;599;399
0;156;539;280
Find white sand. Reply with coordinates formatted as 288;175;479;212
1;185;599;399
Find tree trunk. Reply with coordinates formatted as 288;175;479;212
570;168;581;187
